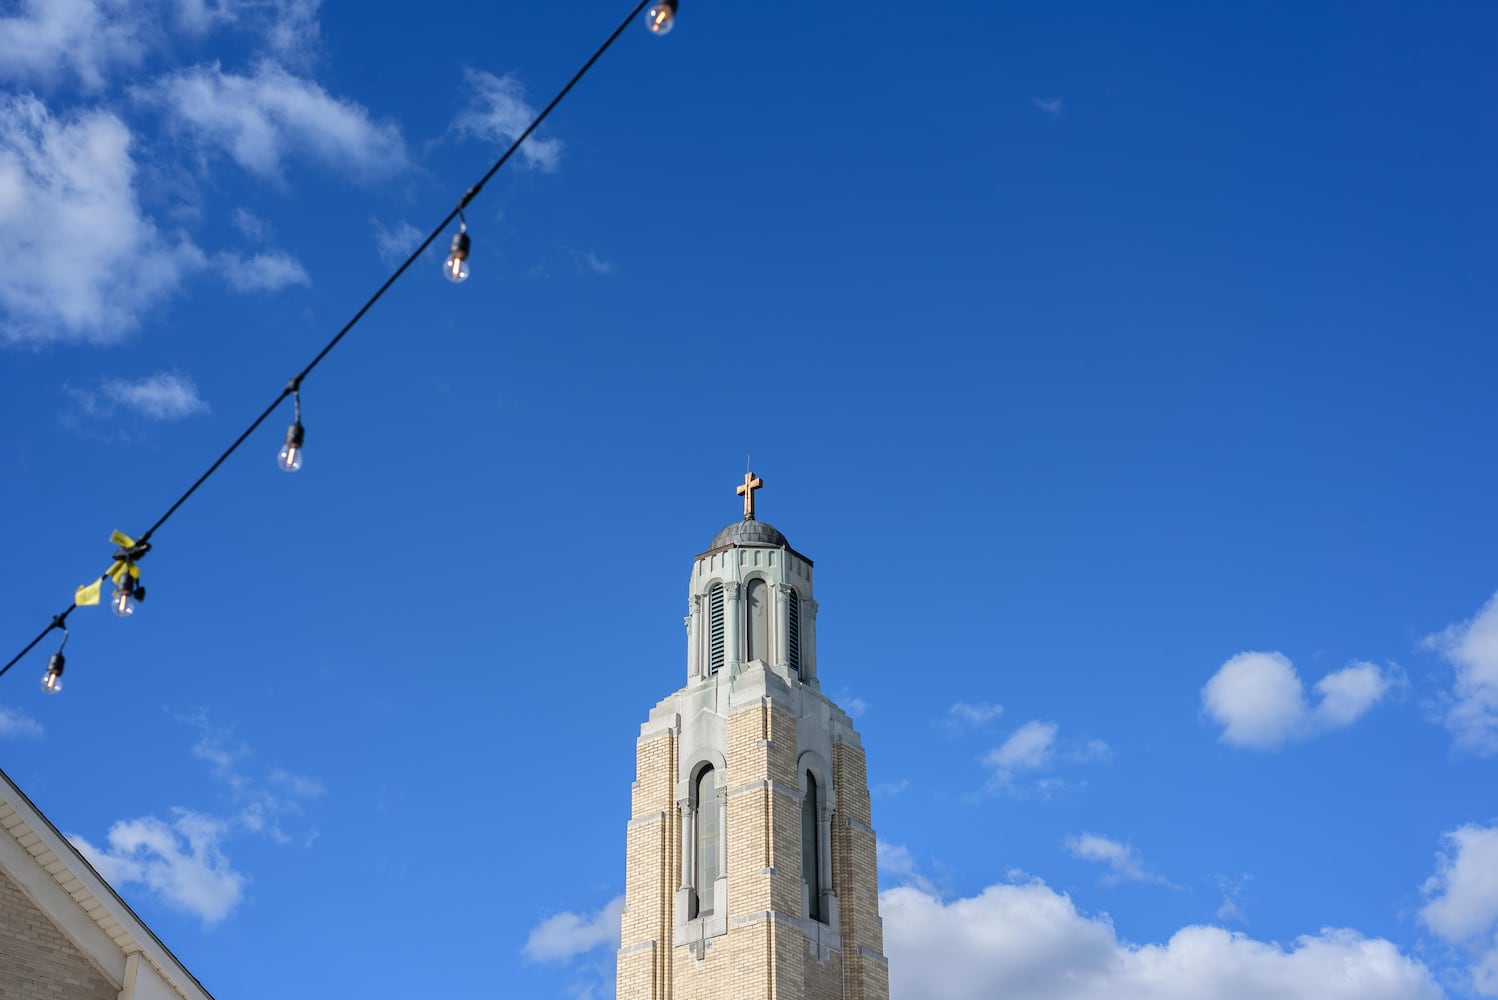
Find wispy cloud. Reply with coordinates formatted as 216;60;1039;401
878;841;939;895
1064;833;1177;888
871;778;910;798
66;371;209;421
1202;652;1400;750
175;0;322;66
0;706;43;739
454;69;561;172
836;688;869;718
0;95;205;345
943;701;1004;734
0;0;146;92
215;249;309;291
523;895;623;962
142;60;408;184
1215;874;1251;924
573;250;614;276
70;810;246;927
1424;592;1498;756
370;217;425;266
231;207;271;242
981;720;1108;797
188;714;324;844
1032;96;1064;117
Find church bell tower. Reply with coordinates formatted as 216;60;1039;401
617;474;890;1000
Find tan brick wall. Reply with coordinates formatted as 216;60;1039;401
621;692;889;1000
0;868;116;1000
834;740;888;1000
619;730;677;1000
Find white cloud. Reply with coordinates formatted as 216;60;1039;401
231;207;270;241
0;0;146;92
573;250;614;276
835;688;869;718
1424;592;1498;756
878;841;938;895
370;217;425;266
1216;875;1251;924
454;69;562;172
1064;833;1173;887
174;0;321;66
523;895;624;963
66;371;210;421
986;719;1057;778
0;706;43;739
188;716;323;844
70;811;246;926
215;249;309;291
1201;652;1396;750
0;96;205;344
981;720;1108;797
882;878;1442;1000
108;372;209;419
944;701;1004;733
871;778;910;798
1421;822;1498;995
145;61;407;184
1033;97;1064;117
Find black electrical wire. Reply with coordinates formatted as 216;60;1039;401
0;0;657;684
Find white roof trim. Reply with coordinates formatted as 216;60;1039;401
0;767;215;1000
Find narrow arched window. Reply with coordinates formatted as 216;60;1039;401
802;771;822;922
746;579;768;662
787;591;801;676
707;585;725;675
696;767;719;916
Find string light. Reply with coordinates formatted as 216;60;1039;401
645;0;677;35
0;0;677;691
111;576;138;617
279;382;306;472
40;625;67;695
444;214;472;283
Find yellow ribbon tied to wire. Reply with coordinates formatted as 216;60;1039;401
75;530;147;606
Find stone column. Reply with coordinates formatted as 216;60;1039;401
804;598;820;683
676;797;695;923
723;581;743;671
686;594;702;680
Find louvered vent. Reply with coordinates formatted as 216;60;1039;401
708;584;726;675
787;593;801;675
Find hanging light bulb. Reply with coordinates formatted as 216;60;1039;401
279;383;305;472
111;576;136;617
278;421;305;472
41;652;64;694
41;625;68;694
644;0;677;35
444;218;471;283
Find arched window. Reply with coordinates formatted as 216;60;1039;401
707;585;725;675
746;579;768;662
802;771;822;922
695;766;719;916
787;591;801;676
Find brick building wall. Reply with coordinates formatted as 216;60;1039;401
0;868;116;1000
619;680;888;1000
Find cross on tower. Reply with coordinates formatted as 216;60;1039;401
737;471;763;521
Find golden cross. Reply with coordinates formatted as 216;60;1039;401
737;471;764;521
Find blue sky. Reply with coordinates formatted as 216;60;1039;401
1;1;1496;997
